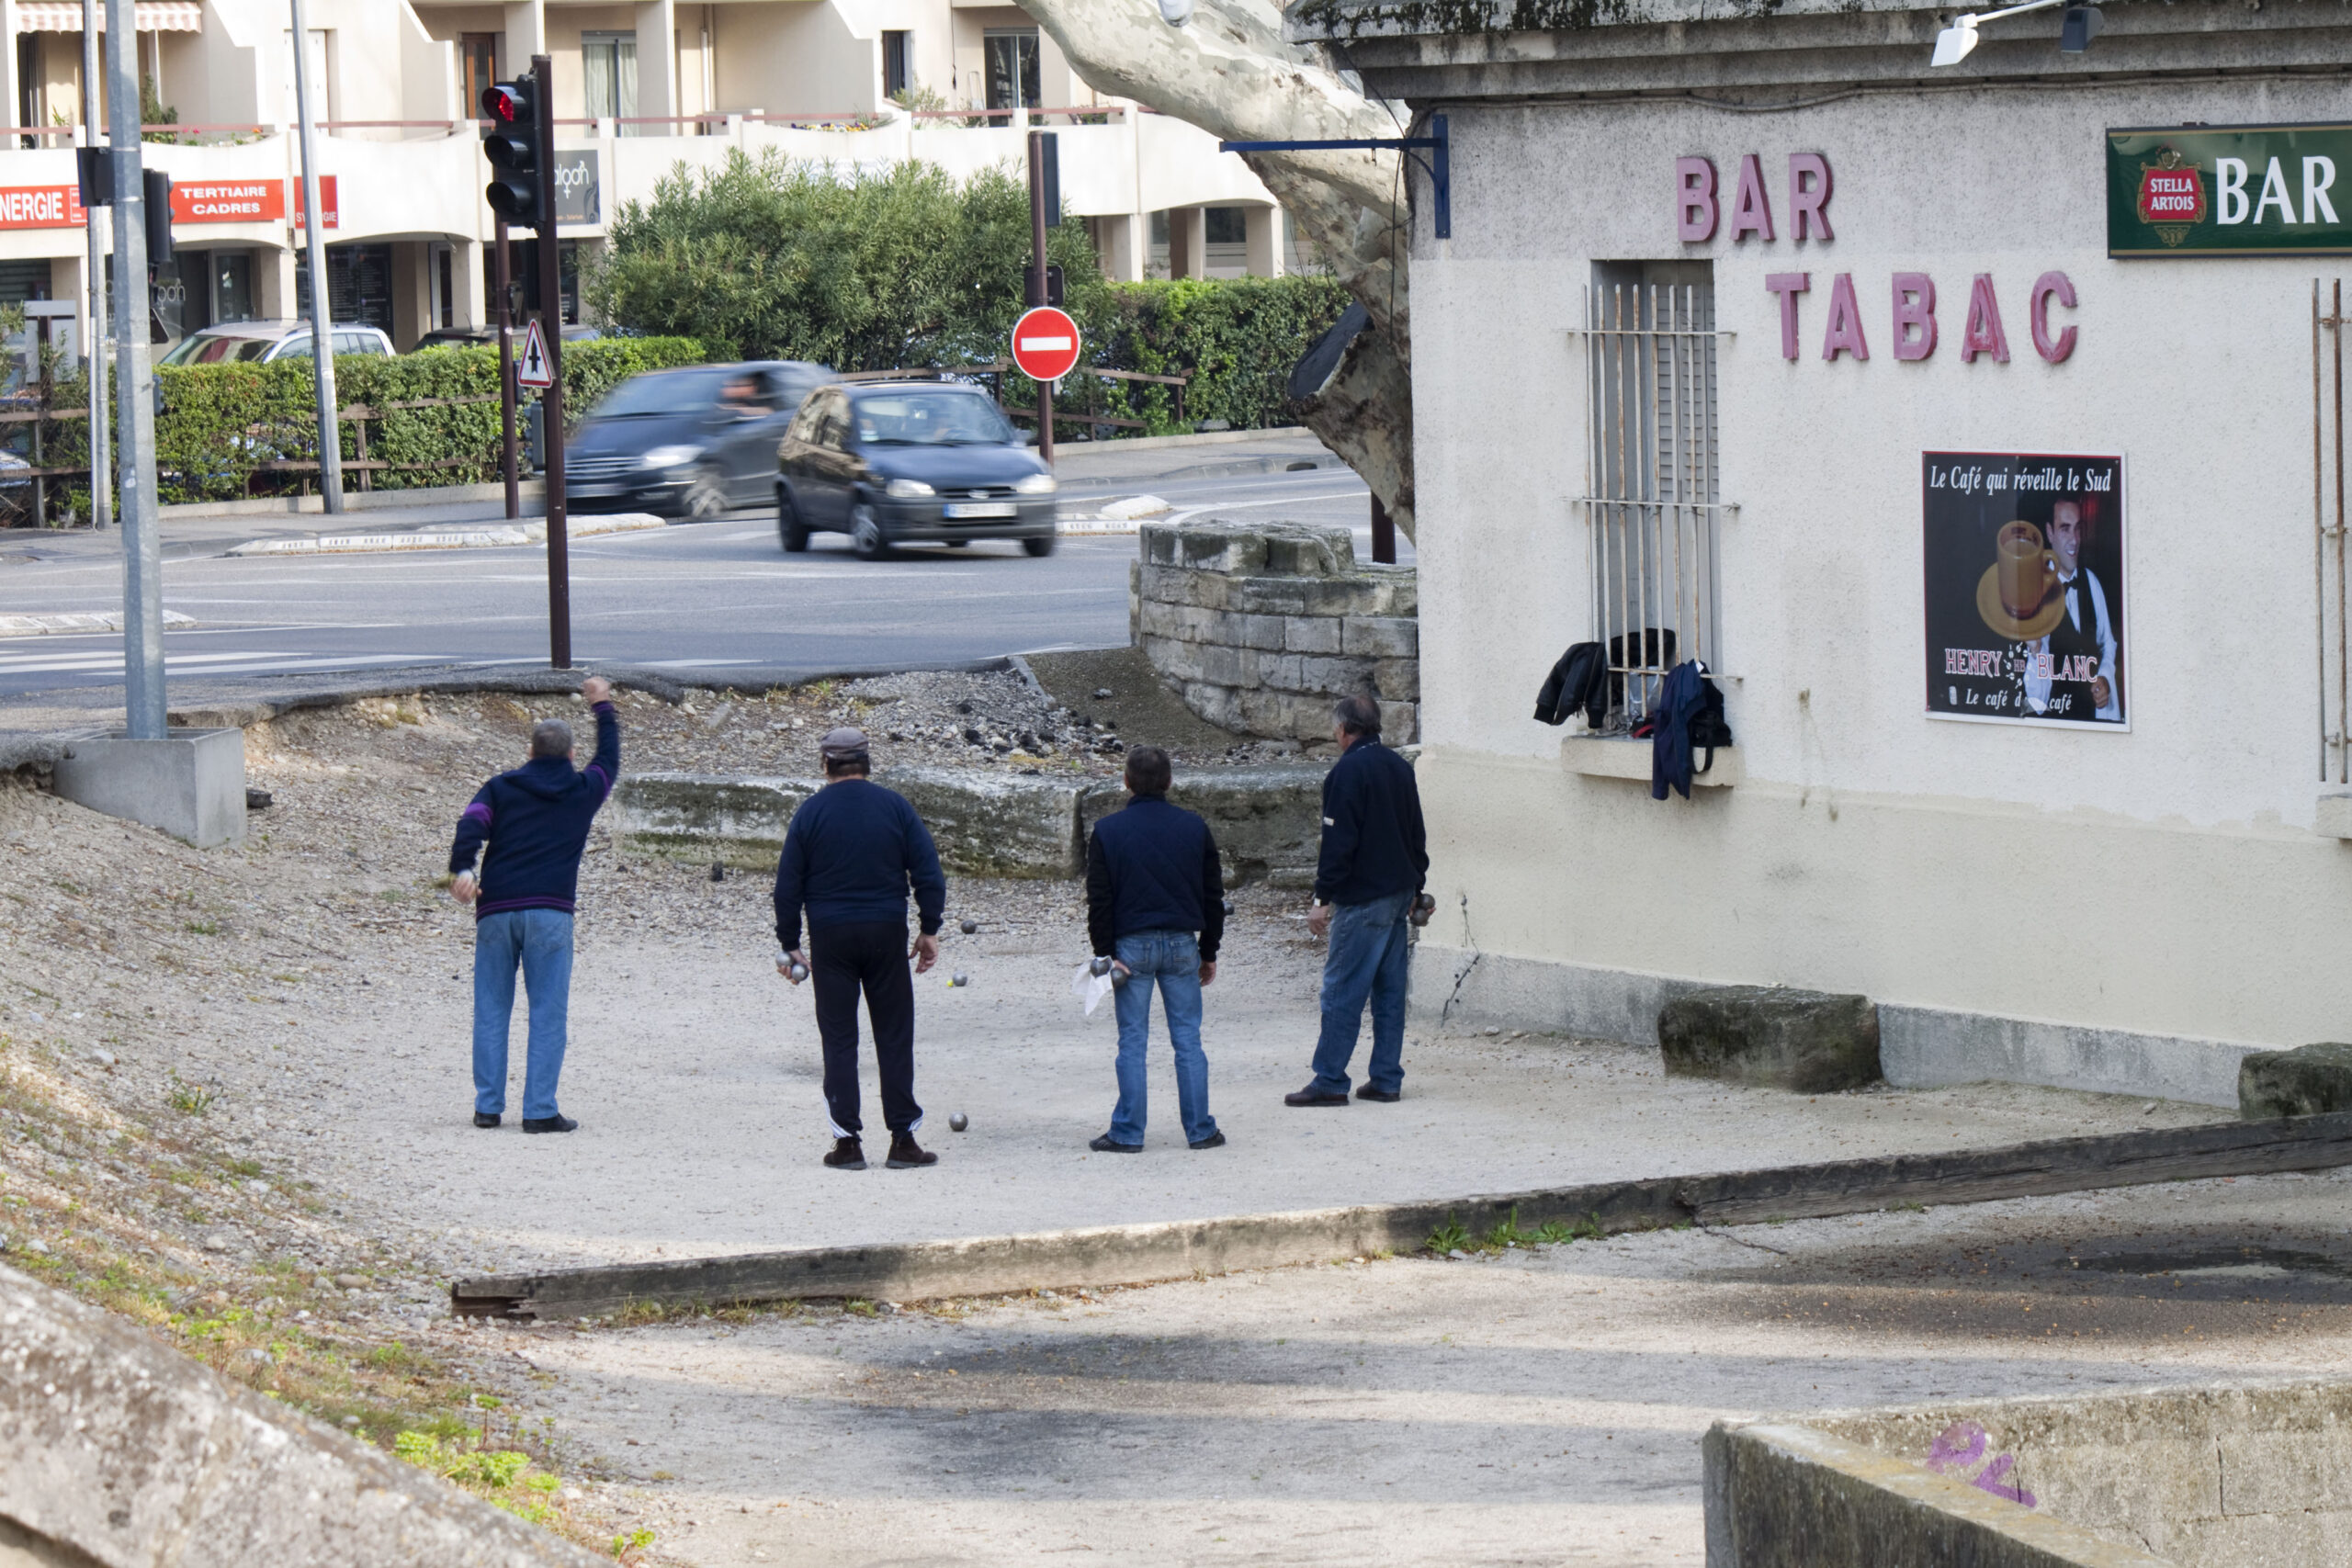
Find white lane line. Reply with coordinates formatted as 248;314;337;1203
0;650;466;676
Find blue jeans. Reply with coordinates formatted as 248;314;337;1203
1308;890;1414;1095
472;908;574;1122
1108;930;1216;1146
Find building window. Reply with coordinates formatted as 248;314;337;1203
582;31;638;124
295;243;395;335
882;31;911;101
460;33;498;116
1581;262;1723;726
212;252;254;325
983;28;1038;112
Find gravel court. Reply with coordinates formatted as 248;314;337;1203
499;1171;2352;1567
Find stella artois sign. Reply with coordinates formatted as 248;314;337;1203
2109;122;2352;257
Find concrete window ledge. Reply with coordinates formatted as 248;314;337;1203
1561;734;1742;787
2318;786;2352;839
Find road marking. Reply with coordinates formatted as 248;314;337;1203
0;649;461;677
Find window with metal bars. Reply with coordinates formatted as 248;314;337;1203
1580;262;1727;728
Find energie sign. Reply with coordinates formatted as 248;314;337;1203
2108;123;2352;257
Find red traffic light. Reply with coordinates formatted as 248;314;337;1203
480;84;529;125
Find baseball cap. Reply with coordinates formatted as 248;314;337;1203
820;726;870;761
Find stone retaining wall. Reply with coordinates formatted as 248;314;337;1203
617;764;1325;887
1130;520;1419;742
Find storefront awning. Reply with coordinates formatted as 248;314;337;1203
15;3;203;31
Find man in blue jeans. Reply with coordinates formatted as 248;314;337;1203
1287;694;1430;1108
1083;745;1227;1153
447;675;619;1134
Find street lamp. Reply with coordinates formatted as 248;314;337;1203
1929;0;2097;65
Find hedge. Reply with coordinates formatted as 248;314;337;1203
37;335;704;509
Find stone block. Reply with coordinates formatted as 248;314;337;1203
616;773;816;869
1183;682;1248;733
1285;615;1343;653
1258;651;1305;691
1143;636;1207;684
2239;1042;2352;1119
1379;701;1419;743
1657;986;1883;1092
1234;613;1289;651
877;766;1082;878
51;727;247;849
1238;686;1331;741
1192;641;1252;689
1373;658;1420;702
1345;615;1420;659
1136;599;1188;640
1293;655;1377;696
1262;527;1356;577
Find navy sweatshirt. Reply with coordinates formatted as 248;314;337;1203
1085;795;1225;961
447;701;619;919
1314;736;1429;907
772;778;946;948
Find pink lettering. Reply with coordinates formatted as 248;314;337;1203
1961;274;2010;364
1677;157;1718;243
1821;272;1868;361
1765;273;1810;361
1892;272;1937;361
2030;270;2077;364
1729;153;1774;243
1789;153;1834;242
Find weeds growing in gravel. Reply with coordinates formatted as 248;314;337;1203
164;1074;214;1115
1425;1208;1609;1256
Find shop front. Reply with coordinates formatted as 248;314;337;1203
1301;0;2352;1105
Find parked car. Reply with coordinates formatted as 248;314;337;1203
409;323;604;353
158;320;394;366
777;379;1057;559
566;361;830;518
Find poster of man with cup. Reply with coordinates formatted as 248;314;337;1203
1922;450;2127;728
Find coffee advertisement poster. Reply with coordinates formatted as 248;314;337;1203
1922;451;2127;730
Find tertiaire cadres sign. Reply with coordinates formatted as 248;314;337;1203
2109;123;2352;257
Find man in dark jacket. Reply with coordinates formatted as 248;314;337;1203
1083;745;1226;1154
774;728;947;1171
447;675;619;1134
1287;694;1430;1107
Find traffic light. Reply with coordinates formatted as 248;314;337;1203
481;80;541;223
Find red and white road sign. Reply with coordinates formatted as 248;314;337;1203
515;318;554;389
1010;306;1080;382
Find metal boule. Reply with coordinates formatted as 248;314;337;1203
1089;956;1114;976
788;960;809;983
951;972;969;987
949;1112;969;1132
709;862;726;882
961;919;978;934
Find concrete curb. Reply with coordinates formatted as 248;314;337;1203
449;1111;2352;1319
160;476;546;521
225;513;664;557
0;1263;602;1566
0;609;198;637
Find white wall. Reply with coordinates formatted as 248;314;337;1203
1408;80;2352;1082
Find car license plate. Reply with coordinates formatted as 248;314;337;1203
942;502;1015;519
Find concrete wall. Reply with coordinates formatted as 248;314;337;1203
1710;1376;2352;1567
0;1262;601;1567
1135;520;1419;744
1394;67;2352;1100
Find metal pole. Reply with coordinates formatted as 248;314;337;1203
1370;493;1396;564
80;0;108;533
1027;129;1054;465
288;0;341;513
535;55;570;669
106;0;163;738
494;217;517;519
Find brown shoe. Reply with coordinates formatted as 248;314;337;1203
823;1137;866;1170
887;1134;938;1168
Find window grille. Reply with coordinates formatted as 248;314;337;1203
1579;264;1728;727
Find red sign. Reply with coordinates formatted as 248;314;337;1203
174;180;284;223
1009;305;1080;383
2137;164;2206;226
291;175;339;231
0;185;86;231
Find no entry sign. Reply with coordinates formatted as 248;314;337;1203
1010;306;1080;382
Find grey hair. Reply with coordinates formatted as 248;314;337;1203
530;718;574;760
1332;694;1382;737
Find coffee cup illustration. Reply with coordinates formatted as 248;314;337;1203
1996;521;2058;619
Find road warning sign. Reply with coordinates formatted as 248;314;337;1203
516;318;554;389
1009;306;1080;383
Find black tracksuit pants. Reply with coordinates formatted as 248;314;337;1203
810;919;921;1139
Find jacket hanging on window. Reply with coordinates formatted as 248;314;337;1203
1533;642;1609;728
1650;660;1732;801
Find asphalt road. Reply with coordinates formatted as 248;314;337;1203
0;457;1390;698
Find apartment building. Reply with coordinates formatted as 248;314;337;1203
0;0;1296;354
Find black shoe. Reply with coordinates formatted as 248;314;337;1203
1284;1086;1350;1107
473;1112;501;1129
520;1115;578;1134
1189;1131;1227;1150
1355;1086;1401;1103
887;1134;938;1168
824;1137;867;1170
1089;1134;1143;1154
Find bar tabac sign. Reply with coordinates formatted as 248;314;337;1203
2109;123;2352;256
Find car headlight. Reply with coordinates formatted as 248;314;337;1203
1012;472;1057;495
886;478;935;499
639;445;701;470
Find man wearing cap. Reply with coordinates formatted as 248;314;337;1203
773;727;948;1170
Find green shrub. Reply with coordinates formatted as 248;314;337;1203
39;336;705;509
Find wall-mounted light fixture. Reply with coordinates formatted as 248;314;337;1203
1930;0;2092;65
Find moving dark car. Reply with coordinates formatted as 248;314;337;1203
777;379;1057;559
568;361;829;518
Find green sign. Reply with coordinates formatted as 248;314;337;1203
2107;122;2352;257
